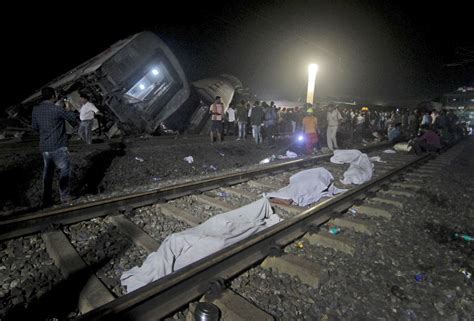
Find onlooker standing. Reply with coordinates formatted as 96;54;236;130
326;104;342;150
236;100;248;140
209;96;224;142
250;101;264;144
315;105;326;150
31;87;78;207
263;102;278;143
295;106;304;132
277;107;285;133
356;112;364;133
302;107;318;155
246;103;252;136
421;111;431;126
225;104;237;135
78;93;100;144
290;108;297;133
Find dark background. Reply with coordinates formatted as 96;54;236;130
2;0;472;110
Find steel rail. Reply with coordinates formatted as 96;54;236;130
77;152;431;321
0;142;391;241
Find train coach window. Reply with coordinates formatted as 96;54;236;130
125;65;172;102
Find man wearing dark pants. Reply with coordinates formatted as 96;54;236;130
236;100;248;140
264;103;278;144
32;87;78;207
302;107;318;155
209;96;224;142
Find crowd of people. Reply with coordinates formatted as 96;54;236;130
333;107;468;154
210;96;469;157
210;96;345;152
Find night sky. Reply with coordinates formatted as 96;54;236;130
2;1;472;110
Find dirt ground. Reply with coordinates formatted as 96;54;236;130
0;132;365;212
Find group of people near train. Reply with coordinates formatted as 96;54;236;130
210;96;345;154
210;96;469;157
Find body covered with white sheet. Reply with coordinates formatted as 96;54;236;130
121;197;280;293
330;149;374;185
267;168;345;207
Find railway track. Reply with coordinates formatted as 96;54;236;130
0;140;466;320
0;134;196;155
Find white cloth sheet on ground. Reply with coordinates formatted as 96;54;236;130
266;168;346;207
369;156;386;163
330;149;363;164
276;150;298;160
393;142;412;152
286;150;297;158
330;149;374;185
120;197;281;293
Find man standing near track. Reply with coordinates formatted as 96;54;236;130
31;87;78;207
236;100;248;140
326;104;343;151
209;96;224;142
249;101;264;144
302;107;318;155
78;92;100;144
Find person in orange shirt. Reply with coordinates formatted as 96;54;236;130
302;107;319;155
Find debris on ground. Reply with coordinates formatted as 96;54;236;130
184;156;194;164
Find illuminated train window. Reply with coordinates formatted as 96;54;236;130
125;64;173;102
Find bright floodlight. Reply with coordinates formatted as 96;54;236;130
307;64;319;104
298;135;304;141
139;84;145;90
152;69;159;75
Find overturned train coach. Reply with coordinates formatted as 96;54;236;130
8;31;242;135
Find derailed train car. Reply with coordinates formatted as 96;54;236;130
8;31;241;135
187;75;243;133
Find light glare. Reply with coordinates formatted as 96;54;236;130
307;64;319;104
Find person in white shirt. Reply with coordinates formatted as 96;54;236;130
78;93;100;144
326;104;343;150
225;105;237;135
